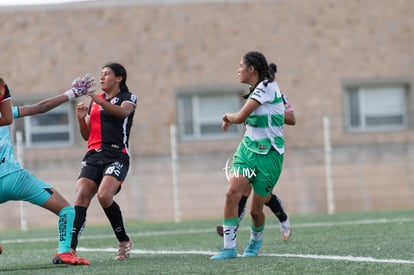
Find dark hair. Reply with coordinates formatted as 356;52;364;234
269;63;277;79
242;51;276;98
103;62;129;93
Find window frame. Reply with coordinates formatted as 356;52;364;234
343;80;410;133
21;101;75;148
176;85;245;141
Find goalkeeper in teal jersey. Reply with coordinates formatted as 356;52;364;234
0;76;94;265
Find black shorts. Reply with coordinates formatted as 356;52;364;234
78;149;130;186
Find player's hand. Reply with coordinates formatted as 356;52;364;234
76;102;88;120
222;114;232;131
65;73;96;100
87;92;105;105
72;73;96;96
222;120;232;131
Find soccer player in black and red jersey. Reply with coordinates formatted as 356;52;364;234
71;63;137;261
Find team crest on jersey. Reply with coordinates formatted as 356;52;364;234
110;97;120;104
130;94;137;103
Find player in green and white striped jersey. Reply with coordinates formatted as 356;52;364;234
216;89;295;241
211;51;287;260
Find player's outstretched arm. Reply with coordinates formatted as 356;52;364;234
17;94;68;118
16;73;96;118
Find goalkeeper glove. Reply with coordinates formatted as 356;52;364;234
64;73;96;100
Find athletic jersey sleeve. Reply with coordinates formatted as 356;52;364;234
282;93;288;105
282;93;294;113
125;92;137;106
250;82;275;105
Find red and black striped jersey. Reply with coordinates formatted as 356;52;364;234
87;91;137;155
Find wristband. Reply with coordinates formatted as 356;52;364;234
64;89;75;100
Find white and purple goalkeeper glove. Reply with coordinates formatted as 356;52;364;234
64;73;96;100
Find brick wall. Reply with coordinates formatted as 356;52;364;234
1;0;414;229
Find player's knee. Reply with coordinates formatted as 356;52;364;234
97;192;113;208
74;192;92;207
249;208;263;220
225;189;241;205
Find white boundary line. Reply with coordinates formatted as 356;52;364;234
2;217;414;265
3;217;414;244
75;247;414;264
261;253;414;264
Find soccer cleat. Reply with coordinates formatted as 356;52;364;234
242;239;262;257
210;247;237;260
280;218;292;241
52;251;90;265
216;224;224;237
115;239;133;261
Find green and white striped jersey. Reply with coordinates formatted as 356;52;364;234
242;81;285;155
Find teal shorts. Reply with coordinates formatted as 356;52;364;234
0;169;53;206
230;142;284;197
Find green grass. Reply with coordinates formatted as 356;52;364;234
1;209;414;274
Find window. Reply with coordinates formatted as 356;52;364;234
177;91;243;139
344;84;408;132
22;102;75;147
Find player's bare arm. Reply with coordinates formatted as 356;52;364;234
89;93;135;119
17;94;69;118
223;98;259;124
76;102;90;141
0;98;13;126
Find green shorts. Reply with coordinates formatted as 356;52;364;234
230;142;284;197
